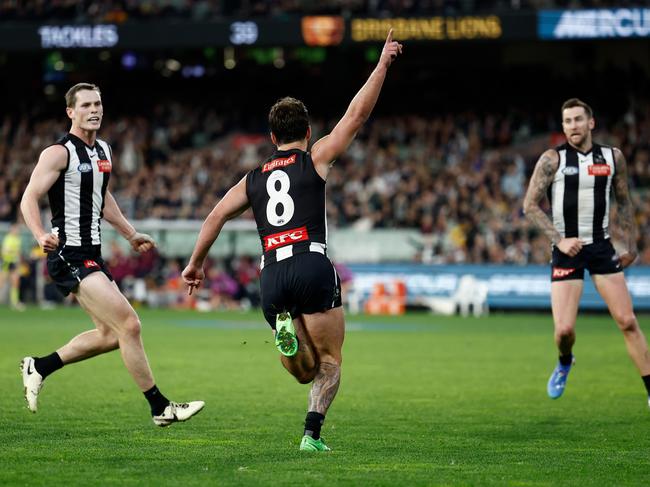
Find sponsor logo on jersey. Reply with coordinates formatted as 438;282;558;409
264;226;309;251
552;267;576;278
588;164;611;176
97;159;112;173
78;162;92;173
562;166;579;176
84;260;100;269
262;154;297;173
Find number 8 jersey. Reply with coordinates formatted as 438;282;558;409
246;149;328;269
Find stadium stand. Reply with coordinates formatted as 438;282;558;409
2;104;648;265
1;1;648;308
0;1;645;20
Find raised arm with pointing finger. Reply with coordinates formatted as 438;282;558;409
183;28;403;293
310;28;403;179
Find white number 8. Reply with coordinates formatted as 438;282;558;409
266;170;294;226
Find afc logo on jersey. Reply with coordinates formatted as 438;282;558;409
264;226;309;251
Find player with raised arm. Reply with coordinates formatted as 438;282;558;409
20;83;204;425
523;98;650;407
183;30;403;450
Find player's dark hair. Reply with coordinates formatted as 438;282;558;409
561;98;593;119
65;83;101;108
268;97;309;145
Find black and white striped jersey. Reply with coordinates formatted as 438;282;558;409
246;149;327;269
48;133;112;247
548;142;615;245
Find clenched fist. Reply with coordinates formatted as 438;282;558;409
128;231;156;253
38;232;59;252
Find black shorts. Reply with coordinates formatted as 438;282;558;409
47;245;113;296
551;239;621;281
260;251;342;329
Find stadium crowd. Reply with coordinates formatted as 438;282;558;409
0;0;638;21
2;100;649;275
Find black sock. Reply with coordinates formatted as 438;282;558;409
33;352;64;379
144;385;170;416
642;375;650;396
559;354;573;366
304;411;325;440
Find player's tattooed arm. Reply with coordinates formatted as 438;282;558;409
613;148;638;258
523;149;562;245
308;363;341;415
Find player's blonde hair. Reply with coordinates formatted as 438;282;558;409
65;83;101;108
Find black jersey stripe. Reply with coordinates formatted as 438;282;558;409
70;138;94;246
563;147;579;238
48;139;69;244
592;144;608;241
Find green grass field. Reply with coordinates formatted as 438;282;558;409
1;307;649;486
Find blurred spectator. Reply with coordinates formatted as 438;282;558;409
232;255;261;309
3;101;650;267
1;222;25;310
206;264;239;310
106;241;134;289
0;1;638;21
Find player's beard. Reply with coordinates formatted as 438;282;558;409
568;132;586;148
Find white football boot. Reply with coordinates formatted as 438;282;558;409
152;401;205;427
21;357;44;413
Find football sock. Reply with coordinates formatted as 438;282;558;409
642;375;650;396
559;354;573;366
304;411;325;440
144;385;170;416
34;352;64;379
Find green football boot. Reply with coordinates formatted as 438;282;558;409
275;312;298;357
300;435;331;451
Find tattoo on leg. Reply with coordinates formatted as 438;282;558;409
308;362;341;415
